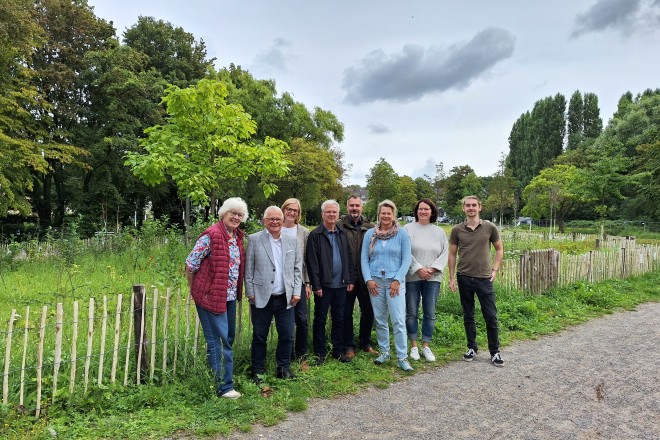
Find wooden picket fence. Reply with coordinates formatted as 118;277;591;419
2;242;660;418
1;285;256;419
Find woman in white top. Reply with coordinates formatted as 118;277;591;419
281;198;311;359
403;198;448;362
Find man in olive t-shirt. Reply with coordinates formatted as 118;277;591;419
448;195;505;367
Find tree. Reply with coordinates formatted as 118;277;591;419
28;0;116;226
414;177;436;201
125;79;290;214
395;176;417;216
635;140;660;218
441;165;483;219
567;90;584;150
365;158;399;217
484;171;516;226
522;165;593;232
123;16;214;87
582;92;603;139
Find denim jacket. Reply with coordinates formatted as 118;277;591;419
360;228;412;284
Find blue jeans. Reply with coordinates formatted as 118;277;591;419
369;276;407;360
292;285;308;358
457;275;500;354
251;294;294;373
313;286;346;358
343;281;375;350
405;280;440;343
195;300;236;395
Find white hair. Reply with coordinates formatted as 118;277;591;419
321;199;340;212
218;197;249;220
262;205;283;219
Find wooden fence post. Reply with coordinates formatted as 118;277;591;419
52;303;63;403
3;309;16;405
133;285;148;383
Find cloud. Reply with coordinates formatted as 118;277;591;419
571;0;640;38
254;38;294;73
411;158;437;180
342;28;515;105
367;123;390;134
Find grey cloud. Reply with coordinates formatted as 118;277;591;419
367;123;390;134
255;38;294;73
570;0;643;38
342;28;515;105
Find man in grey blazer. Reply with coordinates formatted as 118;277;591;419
245;206;303;381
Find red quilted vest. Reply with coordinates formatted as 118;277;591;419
190;222;245;313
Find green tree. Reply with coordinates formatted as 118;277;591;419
483;171;516;226
567;90;584;150
365;158;399;217
125;79;290;214
123;16;214;87
414;176;436;201
395;175;417;216
522;165;593;232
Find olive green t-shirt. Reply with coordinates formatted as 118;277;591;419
449;220;500;278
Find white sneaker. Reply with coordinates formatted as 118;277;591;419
220;389;241;399
421;346;436;362
409;346;420;360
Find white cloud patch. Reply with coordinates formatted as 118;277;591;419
342;28;515;105
254;38;295;73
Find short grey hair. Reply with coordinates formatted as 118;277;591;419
321;199;340;212
262;205;283;219
218;197;249;220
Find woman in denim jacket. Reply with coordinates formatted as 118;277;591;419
360;200;413;371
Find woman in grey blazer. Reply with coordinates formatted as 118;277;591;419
281;198;312;359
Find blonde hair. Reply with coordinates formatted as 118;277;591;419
281;198;302;224
461;195;482;206
377;199;398;220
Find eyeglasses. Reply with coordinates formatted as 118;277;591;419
228;211;245;219
265;217;283;223
284;207;299;213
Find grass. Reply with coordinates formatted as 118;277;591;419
2;224;660;439
2;270;659;439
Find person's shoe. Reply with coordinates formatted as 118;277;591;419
220;389;241;399
313;354;326;366
332;353;352;363
409;346;420;360
374;352;390;365
463;348;477;362
363;345;379;355
345;348;356;359
491;352;504;367
250;372;264;384
276;368;296;379
421;346;436;362
397;358;414;371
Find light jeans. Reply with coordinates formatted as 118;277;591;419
195;300;236;395
405;280;441;343
369;276;408;360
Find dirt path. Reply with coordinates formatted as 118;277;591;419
228;302;660;439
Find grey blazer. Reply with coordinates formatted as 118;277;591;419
245;229;302;309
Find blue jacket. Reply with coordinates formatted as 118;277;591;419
360;228;412;284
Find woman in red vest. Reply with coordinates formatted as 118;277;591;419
185;197;247;399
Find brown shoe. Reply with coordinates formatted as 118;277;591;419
363;345;379;355
345;348;356;359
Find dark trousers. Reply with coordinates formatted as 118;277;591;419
251;295;294;373
343;282;374;350
313;286;346;358
292;284;308;358
457;274;500;354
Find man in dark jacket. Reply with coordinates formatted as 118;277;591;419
306;199;355;364
337;195;377;358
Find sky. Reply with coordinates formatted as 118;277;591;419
87;0;660;186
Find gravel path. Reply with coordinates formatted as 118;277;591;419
228;302;660;440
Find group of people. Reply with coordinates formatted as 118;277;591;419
184;194;504;399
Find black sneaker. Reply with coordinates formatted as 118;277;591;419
490;352;504;367
463;348;477;362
